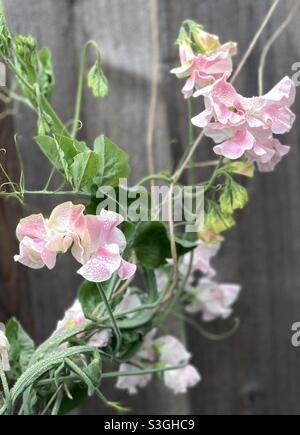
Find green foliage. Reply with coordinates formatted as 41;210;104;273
220;178;248;214
70;150;100;191
0;2;11;57
88;58;109;98
5;318;35;381
93;135;130;187
224;161;255;178
205;201;236;234
132;222;195;269
37;47;55;99
78;281;102;320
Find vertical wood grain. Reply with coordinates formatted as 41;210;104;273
1;0;300;415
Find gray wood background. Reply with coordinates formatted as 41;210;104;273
0;0;300;415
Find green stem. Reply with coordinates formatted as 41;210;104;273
71;40;102;138
187;98;195;185
97;283;122;354
102;362;188;379
23;190;90;198
175;312;240;341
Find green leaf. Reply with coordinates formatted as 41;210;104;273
11;346;94;403
13;35;37;92
58;385;88;415
78;281;102;321
220;178;249;214
84;350;102;386
224;161;255;178
93;135;130;187
0;3;11;57
70;150;100;191
37;46;55;99
88;58;109;98
5;318;35;381
205;201;236;234
35;135;69;175
133;222;171;269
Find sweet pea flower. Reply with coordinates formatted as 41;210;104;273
14;214;57;270
183;240;220;278
54;299;112;348
171;38;237;98
154;335;191;365
14;203;137;284
116;363;152;395
46;202;88;264
0;323;10;372
154;335;201;394
116;330;157;394
164;365;201;395
192;75;296;170
115;289;142;319
185;278;241;321
77;209;136;283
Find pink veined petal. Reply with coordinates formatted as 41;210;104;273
85;210;125;251
40;248;57;270
191;107;213;128
263;76;296;106
182;74;196;99
48;202;86;233
16;214;47;242
214;129;255;159
14;237;52;270
118;259;137;280
77;244;122;283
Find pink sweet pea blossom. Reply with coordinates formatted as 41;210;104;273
54;299;112;348
0;323;10;372
116;363;152;395
192;75;296;170
154;335;191;365
14;214;57;270
14;203;136;284
183;240;220;278
164;365;201;395
171;40;237;98
77;209;136;283
154;335;201;394
116;330;156;394
185;278;241;321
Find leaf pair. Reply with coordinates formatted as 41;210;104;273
35;134;130;192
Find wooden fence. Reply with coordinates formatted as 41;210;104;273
1;0;300;415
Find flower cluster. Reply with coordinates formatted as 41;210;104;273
192;75;296;171
14;202;136;283
171;22;237;98
172;24;296;172
182;241;240;322
116;330;201;395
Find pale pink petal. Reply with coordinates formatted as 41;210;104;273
77;244;122;283
48;202;85;233
214;129;255;159
116;363;152;395
16;214;47;241
164;365;201;394
118;259;137;280
88;329;112;348
191;107;213;128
